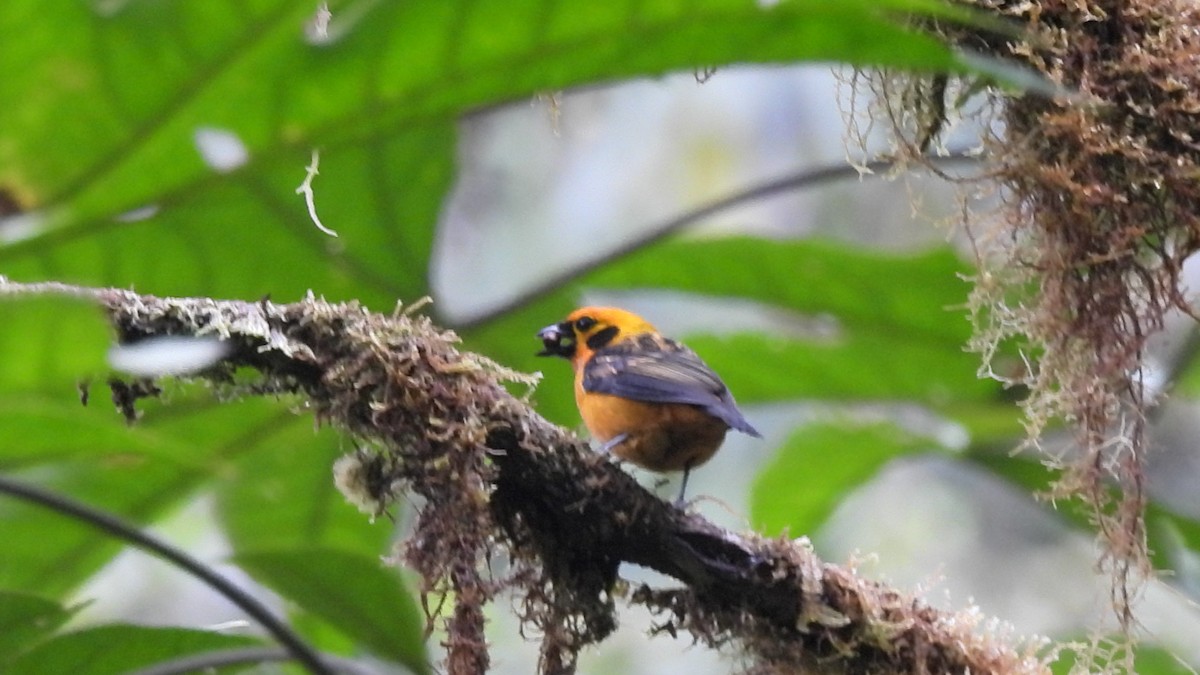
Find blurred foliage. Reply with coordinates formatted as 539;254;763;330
751;422;941;538
0;0;1194;673
8;625;262;675
0;590;80;670
233;547;428;674
1051;646;1198;675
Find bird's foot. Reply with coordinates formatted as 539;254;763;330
674;465;694;506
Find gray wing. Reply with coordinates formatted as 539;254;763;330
583;339;761;437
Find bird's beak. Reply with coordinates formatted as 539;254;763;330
536;322;575;358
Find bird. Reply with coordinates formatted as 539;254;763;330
536;306;760;502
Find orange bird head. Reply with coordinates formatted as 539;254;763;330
536;306;656;368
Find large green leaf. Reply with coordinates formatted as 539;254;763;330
0;591;77;668
586;237;976;341
0;296;112;392
0;125;451;309
233;547;428;674
215;424;392;556
0;459;206;596
751;422;937;537
686;329;990;403
7;624;261;675
0;393;316;596
1;0;984;307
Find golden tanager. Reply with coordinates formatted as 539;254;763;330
537;306;760;502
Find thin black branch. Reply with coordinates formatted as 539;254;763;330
0;474;335;675
457;151;981;329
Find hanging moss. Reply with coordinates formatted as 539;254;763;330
859;0;1200;658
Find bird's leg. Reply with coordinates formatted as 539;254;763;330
675;461;694;506
597;433;629;455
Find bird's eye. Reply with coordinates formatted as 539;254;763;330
574;316;596;332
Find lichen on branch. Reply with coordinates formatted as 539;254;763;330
0;279;1049;674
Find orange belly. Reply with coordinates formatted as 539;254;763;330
575;384;728;473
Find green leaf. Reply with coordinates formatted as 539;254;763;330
0;591;76;667
587;238;976;341
1149;517;1200;601
233;547;428;674
1133;646;1198;675
290;609;358;661
0;393;312;597
1147;508;1200;592
0;0;989;307
751;422;937;536
1051;643;1195;675
0;395;191;467
0;126;452;309
1172;353;1200;398
0;296;111;392
7;624;262;675
0;458;206;597
216;424;392;556
686;329;992;404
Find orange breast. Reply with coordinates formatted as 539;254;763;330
574;374;728;472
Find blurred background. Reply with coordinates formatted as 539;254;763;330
4;3;1200;674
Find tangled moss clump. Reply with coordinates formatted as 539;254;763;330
860;0;1200;644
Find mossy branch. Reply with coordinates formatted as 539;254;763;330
1;279;1049;675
